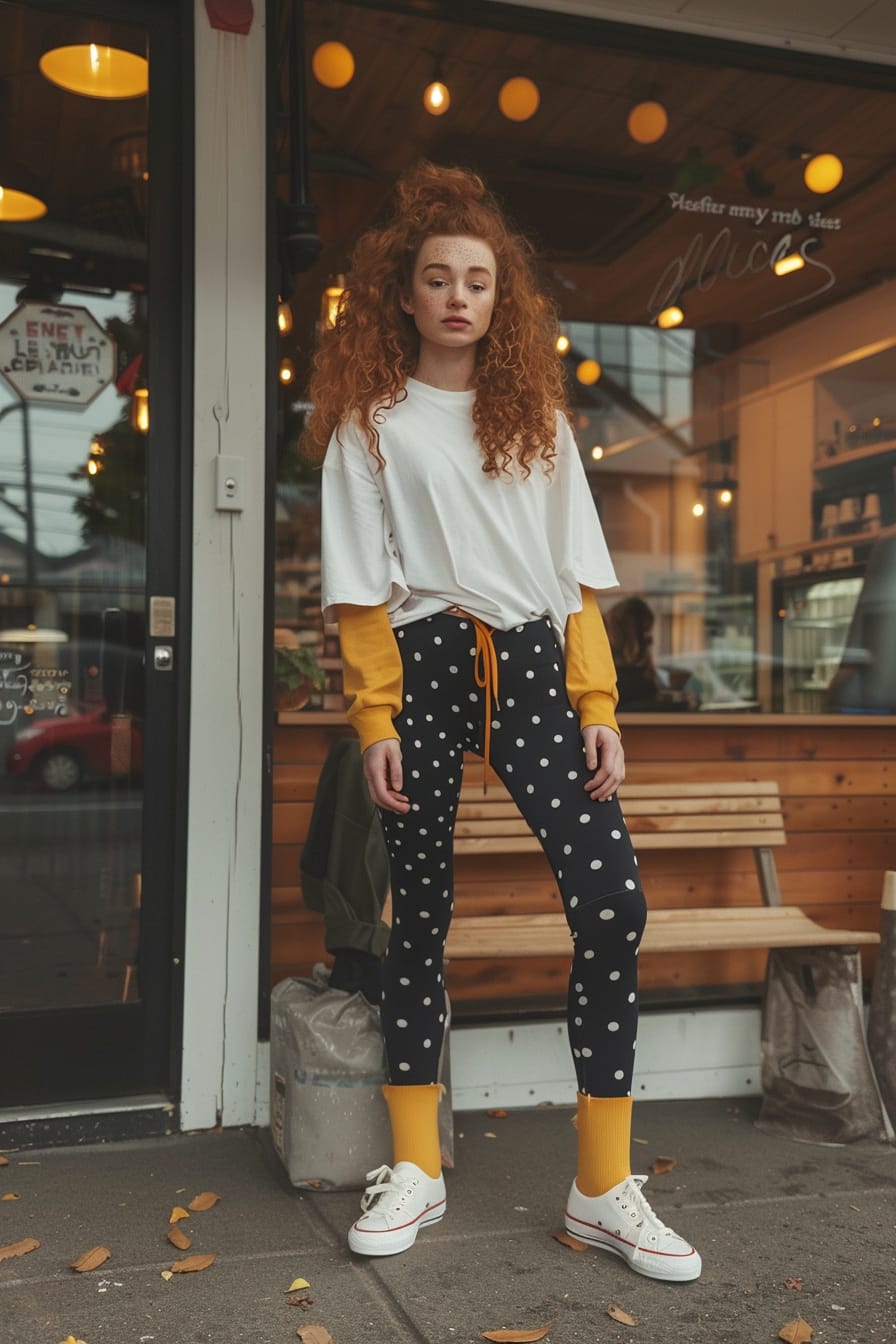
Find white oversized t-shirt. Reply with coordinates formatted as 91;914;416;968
320;378;618;644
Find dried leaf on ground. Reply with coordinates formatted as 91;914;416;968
481;1327;554;1342
286;1277;311;1292
168;1205;190;1224
296;1328;333;1344
71;1246;111;1273
0;1155;9;1166
188;1191;220;1211
649;1156;677;1175
784;1277;803;1291
1;1193;20;1201
286;1295;313;1309
0;1237;40;1261
778;1316;813;1343
58;1336;89;1344
160;1270;173;1281
608;1303;639;1326
170;1252;216;1274
167;1226;192;1250
552;1230;588;1252
486;1109;508;1118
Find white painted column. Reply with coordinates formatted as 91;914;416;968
181;2;267;1130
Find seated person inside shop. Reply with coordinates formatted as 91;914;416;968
605;597;700;711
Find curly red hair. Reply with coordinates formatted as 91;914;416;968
301;160;569;477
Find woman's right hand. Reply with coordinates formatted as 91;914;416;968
363;739;411;813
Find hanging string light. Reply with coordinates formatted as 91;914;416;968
657;305;684;329
627;100;668;145
311;41;355;89
277;298;294;334
423;79;450;116
498;77;540;122
803;153;843;194
555;333;570;355
321;275;346;329
576;359;602;386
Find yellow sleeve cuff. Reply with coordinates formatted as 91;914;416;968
565;588;620;737
337;603;403;755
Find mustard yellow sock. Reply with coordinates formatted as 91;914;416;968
576;1093;633;1197
382;1083;442;1179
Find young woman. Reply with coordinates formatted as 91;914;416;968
303;161;701;1283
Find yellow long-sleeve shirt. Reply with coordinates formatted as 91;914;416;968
338;589;619;755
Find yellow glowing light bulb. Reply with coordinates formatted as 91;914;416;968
627;100;668;145
718;488;733;506
498;77;540;122
773;252;805;277
657;305;684;329
277;299;293;334
555;334;570;355
576;359;602;386
591;445;604;461
279;358;295;385
423;81;450;115
803;153;843;194
692;500;705;518
312;41;355;90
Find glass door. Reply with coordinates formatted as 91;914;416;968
0;0;185;1105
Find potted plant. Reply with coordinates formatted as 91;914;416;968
273;627;326;711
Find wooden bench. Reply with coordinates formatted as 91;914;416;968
445;780;879;961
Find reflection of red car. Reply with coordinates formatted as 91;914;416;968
6;705;143;791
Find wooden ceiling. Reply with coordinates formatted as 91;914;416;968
293;1;896;351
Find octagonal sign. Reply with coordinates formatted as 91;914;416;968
0;301;117;408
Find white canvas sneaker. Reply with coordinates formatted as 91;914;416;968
565;1174;702;1282
348;1161;446;1257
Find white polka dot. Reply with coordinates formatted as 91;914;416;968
579;814;591;824
609;970;621;981
626;931;638;941
569;895;578;908
492;720;501;729
423;996;431;1005
584;949;595;959
451;705;460;713
506;763;513;773
431;680;439;689
590;859;603;870
506;698;515;707
412;770;420;779
540;758;549;767
611;829;622;839
399;1062;411;1072
469;693;478;702
526;670;535;679
554;734;563;743
414;651;422;661
549;688;557;696
531;715;541;724
399;977;410;986
403;940;412;949
574;1016;582;1026
500;650;510;661
551;798;561;808
614;1069;624;1081
573;1048;581;1058
575;982;583;992
568;771;578;780
578;995;588;1006
628;992;636;1003
516;738;525;748
608;1021;619;1032
600;908;615;920
422;877;431;885
527;784;535;794
625;879;636;890
423;1038;432;1048
433;636;442;645
581;1047;592;1058
563;844;572;855
397;1018;408;1028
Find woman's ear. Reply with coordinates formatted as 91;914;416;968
399;293;414;315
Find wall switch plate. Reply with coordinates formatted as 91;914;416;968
215;455;243;512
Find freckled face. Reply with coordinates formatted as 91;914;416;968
400;235;497;353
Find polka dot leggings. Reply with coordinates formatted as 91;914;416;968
379;613;647;1098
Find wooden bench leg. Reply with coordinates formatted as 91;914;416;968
754;846;782;907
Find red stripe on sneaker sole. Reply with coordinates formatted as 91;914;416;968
565;1209;696;1262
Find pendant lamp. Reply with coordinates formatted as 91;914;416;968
40;43;148;99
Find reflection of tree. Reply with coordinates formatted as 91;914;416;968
70;306;147;546
72;412;146;544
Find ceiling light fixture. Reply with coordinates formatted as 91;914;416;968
311;41;355;89
692;500;705;518
277;298;294;334
627;100;668;145
657;305;684;329
591;445;604;461
423;78;450;116
773;251;805;277
555;334;570;355
40;43;148;99
498;76;540;122
321;275;346;329
576;358;601;386
803;153;843;194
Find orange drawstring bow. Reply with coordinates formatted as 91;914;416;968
468;614;500;794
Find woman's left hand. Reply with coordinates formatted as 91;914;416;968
582;723;625;802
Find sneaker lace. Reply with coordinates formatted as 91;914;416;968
359;1163;415;1213
618;1176;674;1241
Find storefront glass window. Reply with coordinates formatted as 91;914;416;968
0;2;149;1009
272;0;896;718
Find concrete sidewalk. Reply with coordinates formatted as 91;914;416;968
1;1097;894;1344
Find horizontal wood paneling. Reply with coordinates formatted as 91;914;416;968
270;720;895;1010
